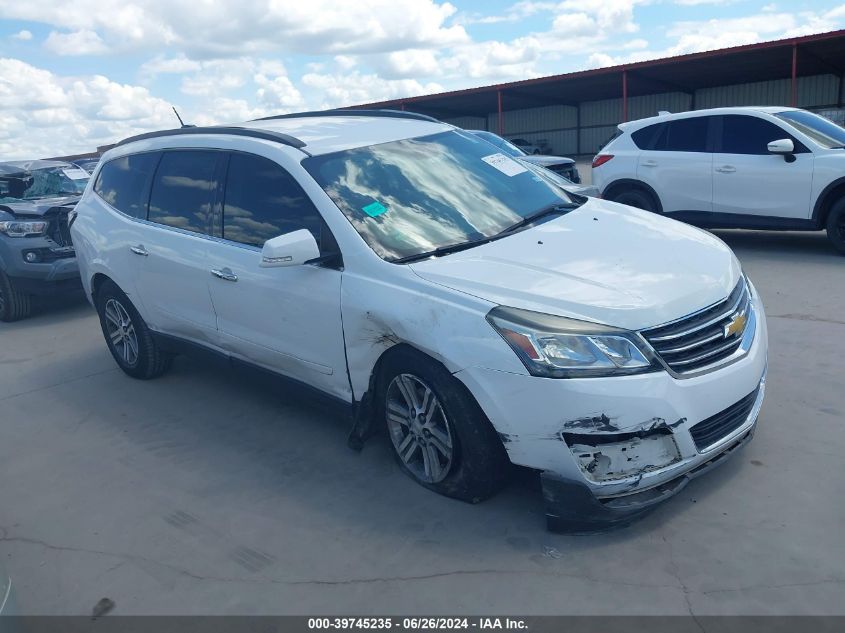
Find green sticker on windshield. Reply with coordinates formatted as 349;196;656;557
362;201;387;217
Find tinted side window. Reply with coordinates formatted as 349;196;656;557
720;115;798;154
222;153;322;248
631;123;667;150
148;151;220;235
94;152;160;218
665;117;709;152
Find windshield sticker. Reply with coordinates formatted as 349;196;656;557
481;153;527;177
62;168;89;180
362;201;388;217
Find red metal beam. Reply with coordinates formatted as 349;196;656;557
791;44;798;107
622;71;629;122
497;90;503;135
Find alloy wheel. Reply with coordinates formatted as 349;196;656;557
104;298;139;366
386;373;454;484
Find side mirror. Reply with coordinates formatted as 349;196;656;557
767;138;794;154
260;229;320;268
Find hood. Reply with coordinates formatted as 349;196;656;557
520;155;575;167
0;196;79;218
409;199;741;331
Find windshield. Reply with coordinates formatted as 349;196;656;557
304;130;576;262
775;110;845;149
471;130;526;158
0;165;89;203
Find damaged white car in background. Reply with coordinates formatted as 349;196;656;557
70;111;768;531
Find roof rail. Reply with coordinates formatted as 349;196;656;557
252;108;442;124
115;126;306;150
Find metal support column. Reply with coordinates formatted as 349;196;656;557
622;71;629;122
497;90;504;135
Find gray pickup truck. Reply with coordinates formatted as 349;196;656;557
0;160;87;321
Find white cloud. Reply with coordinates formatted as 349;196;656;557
44;29;108;55
301;71;443;109
11;29;33;41
582;6;845;68
0;58;175;159
140;54;202;77
0;0;468;57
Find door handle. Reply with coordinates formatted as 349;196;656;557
130;245;149;256
641;160;658;167
716;165;736;173
210;267;238;282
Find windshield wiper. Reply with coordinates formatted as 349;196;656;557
391;236;500;264
495;202;580;236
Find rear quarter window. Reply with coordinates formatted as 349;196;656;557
630;123;667;150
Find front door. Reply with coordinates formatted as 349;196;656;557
712;115;814;219
205;151;350;401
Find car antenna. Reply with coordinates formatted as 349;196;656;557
172;106;195;128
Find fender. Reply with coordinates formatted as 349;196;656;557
812;176;845;227
601;178;664;215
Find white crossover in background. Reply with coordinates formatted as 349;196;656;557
592;106;845;254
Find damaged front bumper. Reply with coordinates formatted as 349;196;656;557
542;378;763;531
454;288;768;532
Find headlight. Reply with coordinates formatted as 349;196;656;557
487;306;658;378
0;220;49;237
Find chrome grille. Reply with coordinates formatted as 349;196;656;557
641;279;751;374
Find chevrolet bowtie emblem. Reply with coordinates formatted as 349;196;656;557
724;312;747;338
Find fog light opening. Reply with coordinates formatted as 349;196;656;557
564;429;681;482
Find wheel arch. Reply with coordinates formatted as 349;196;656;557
812;177;845;228
347;341;489;450
90;272;114;302
602;178;664;214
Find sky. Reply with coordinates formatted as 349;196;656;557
1;0;844;159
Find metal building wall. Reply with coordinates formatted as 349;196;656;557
695;74;840;108
441;115;487;129
477;105;580;154
440;74;841;157
577;92;692;154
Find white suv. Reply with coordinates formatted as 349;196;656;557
71;110;768;531
592;107;845;253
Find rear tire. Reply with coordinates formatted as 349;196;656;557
0;270;32;322
825;197;845;255
377;347;511;503
610;187;658;213
95;280;173;379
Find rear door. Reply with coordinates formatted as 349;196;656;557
89;152;161;309
132;149;223;346
205;151;350;400
636;116;714;214
711;114;814;219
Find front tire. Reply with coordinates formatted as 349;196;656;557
0;270;32;322
378;348;511;503
826;197;845;255
95;280;172;379
610;187;658;213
